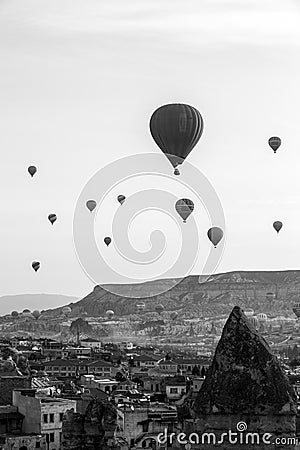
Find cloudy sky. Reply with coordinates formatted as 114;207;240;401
1;0;300;310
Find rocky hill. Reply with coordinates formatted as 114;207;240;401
45;270;300;319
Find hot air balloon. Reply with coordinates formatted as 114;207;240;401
28;166;37;177
273;221;282;233
248;315;259;330
268;137;281;153
11;311;19;318
136;302;145;312
175;199;194;223
155;304;164;314
257;313;267;323
106;310;115;320
48;214;57;225
32;261;40;272
62;306;72;316
207;227;223;248
86;200;97;212
104;237;112;246
118;195;126;205
149;104;204;175
293;303;300;319
32;310;41;320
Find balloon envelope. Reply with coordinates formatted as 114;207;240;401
155;304;164;313
106;310;114;319
32;310;41;319
28;166;37;177
48;214;57;225
32;261;40;272
268;137;281;153
207;227;223;247
175;198;194;222
117;195;126;205
86;200;97;212
150;104;204;174
273;221;282;233
104;237;112;246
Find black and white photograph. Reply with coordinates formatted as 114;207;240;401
0;1;300;449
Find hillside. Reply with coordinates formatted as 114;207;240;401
45;270;300;319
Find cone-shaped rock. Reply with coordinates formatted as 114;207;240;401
193;306;296;416
183;306;297;449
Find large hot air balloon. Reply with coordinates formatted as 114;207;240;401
32;310;41;320
175;199;194;223
104;237;112;246
32;261;40;272
149;104;204;175
273;221;282;233
48;214;57;225
86;200;97;212
28;166;37;177
117;195;126;205
268;137;281;153
106;310;115;320
293;303;300;319
207;227;223;248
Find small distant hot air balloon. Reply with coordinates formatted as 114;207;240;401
268;137;281;153
117;195;126;205
32;261;40;272
48;214;57;225
273;221;282;233
207;227;223;248
11;311;19;318
136;302;145;312
106;310;114;320
104;237;112;246
175;199;194;223
86;200;97;212
28;166;37;177
62;306;72;316
155;304;164;314
293;303;300;319
32;310;41;320
150;104;204;175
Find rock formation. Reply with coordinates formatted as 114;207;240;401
184;306;297;449
61;398;118;450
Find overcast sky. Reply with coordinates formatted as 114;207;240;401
1;0;300;310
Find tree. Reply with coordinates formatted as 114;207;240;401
115;372;126;382
192;365;200;376
70;318;92;336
